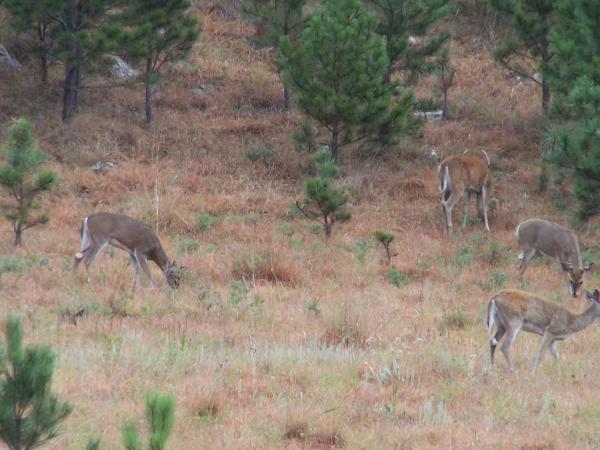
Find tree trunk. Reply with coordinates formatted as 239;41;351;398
283;84;290;111
542;78;550;115
14;222;22;247
62;63;80;122
40;53;48;87
145;58;154;123
324;219;331;237
330;126;340;164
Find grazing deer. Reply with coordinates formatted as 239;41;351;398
438;150;492;233
73;213;181;289
487;288;600;374
516;218;592;297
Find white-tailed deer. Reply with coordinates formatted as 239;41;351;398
487;288;600;374
438;150;492;233
516;218;592;297
73;213;181;289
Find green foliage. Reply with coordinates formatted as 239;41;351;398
277;222;295;237
176;236;200;254
489;0;556;113
119;0;201;121
0;118;57;246
121;393;175;450
245;145;276;163
365;0;452;83
0;255;31;282
280;0;420;162
291;122;319;153
0;316;72;450
489;269;507;289
352;239;372;264
241;0;306;109
541;1;600;219
374;229;395;264
386;267;408;287
295;149;351;236
85;437;102;450
3;0;63;86
194;213;221;232
52;0;123;120
439;306;471;333
228;280;249;306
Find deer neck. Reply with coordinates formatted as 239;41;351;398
568;306;600;334
149;244;171;274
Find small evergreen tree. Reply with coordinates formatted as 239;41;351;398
280;0;420;163
0;316;72;450
365;0;452;84
0;118;57;247
121;392;175;450
373;229;395;265
241;0;306;110
120;0;201;123
489;0;556;113
295;149;350;237
3;0;65;87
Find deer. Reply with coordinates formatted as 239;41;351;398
73;212;181;290
487;288;600;375
515;218;592;297
437;149;492;233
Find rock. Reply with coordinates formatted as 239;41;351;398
0;45;21;70
107;55;138;79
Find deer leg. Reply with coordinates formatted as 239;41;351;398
490;324;506;366
442;191;462;233
481;185;490;231
137;255;154;289
549;340;561;376
129;253;141;290
82;243;108;283
73;246;93;277
501;324;521;372
532;328;552;375
462;191;471;228
518;248;537;284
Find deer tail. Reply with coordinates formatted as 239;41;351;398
75;216;90;259
486;298;497;334
438;164;451;193
480;149;491;167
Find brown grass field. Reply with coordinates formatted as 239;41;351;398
2;3;600;449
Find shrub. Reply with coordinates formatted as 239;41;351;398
439;307;471;333
194;213;222;232
245;144;276;164
386;267;408;287
121;392;175;450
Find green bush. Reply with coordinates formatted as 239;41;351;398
245;145;276;163
386;267;408;287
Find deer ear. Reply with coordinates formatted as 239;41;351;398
587;289;600;303
585;262;594;272
561;262;570;272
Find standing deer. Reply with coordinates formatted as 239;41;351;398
73;213;181;289
487;289;600;374
516;218;592;297
438;150;492;233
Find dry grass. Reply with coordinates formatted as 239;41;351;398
2;4;600;450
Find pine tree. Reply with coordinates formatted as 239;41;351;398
489;0;556;113
53;0;121;121
280;0;420;163
365;0;452;84
120;0;200;123
121;393;175;450
3;0;65;87
0;118;57;247
241;0;306;110
295;149;350;237
0;316;72;450
542;1;600;219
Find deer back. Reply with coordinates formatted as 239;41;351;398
517;219;582;266
439;155;491;192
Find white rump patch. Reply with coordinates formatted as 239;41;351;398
75;252;84;260
491;337;498;346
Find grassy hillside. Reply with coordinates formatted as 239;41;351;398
1;3;600;449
